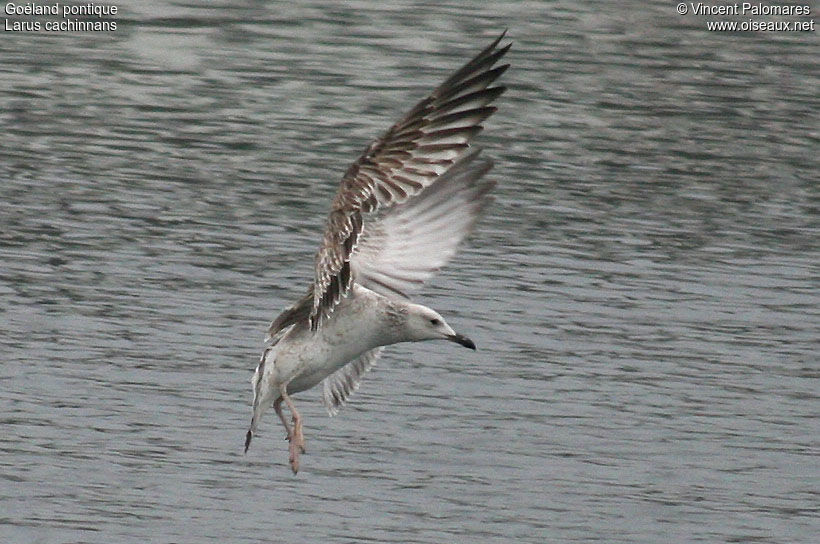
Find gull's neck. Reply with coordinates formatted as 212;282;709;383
326;285;411;349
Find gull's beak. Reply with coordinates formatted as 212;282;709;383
447;333;476;350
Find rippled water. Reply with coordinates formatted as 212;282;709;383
1;2;817;543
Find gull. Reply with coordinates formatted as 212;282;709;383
244;32;510;473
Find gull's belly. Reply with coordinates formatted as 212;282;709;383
283;338;363;394
276;288;386;395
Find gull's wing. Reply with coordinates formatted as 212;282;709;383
321;347;384;416
351;148;495;298
310;32;510;330
265;288;312;343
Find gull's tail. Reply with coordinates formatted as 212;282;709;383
244;428;254;453
245;345;275;453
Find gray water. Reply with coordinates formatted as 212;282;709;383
1;1;817;543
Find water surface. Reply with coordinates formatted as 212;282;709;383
1;2;817;543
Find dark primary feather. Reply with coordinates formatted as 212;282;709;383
310;31;511;330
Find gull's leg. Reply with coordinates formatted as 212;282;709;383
273;397;292;441
279;386;305;474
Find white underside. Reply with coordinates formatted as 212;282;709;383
263;285;397;395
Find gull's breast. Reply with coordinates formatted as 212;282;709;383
283;286;389;394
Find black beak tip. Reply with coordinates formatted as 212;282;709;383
450;333;476;350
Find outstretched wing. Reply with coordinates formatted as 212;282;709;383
310;32;510;330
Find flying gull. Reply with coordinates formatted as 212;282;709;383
244;32;510;473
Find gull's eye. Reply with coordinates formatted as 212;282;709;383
429;318;440;326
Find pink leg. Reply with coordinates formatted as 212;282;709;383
274;397;291;440
279;386;305;474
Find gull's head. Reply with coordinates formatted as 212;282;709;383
403;304;476;350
